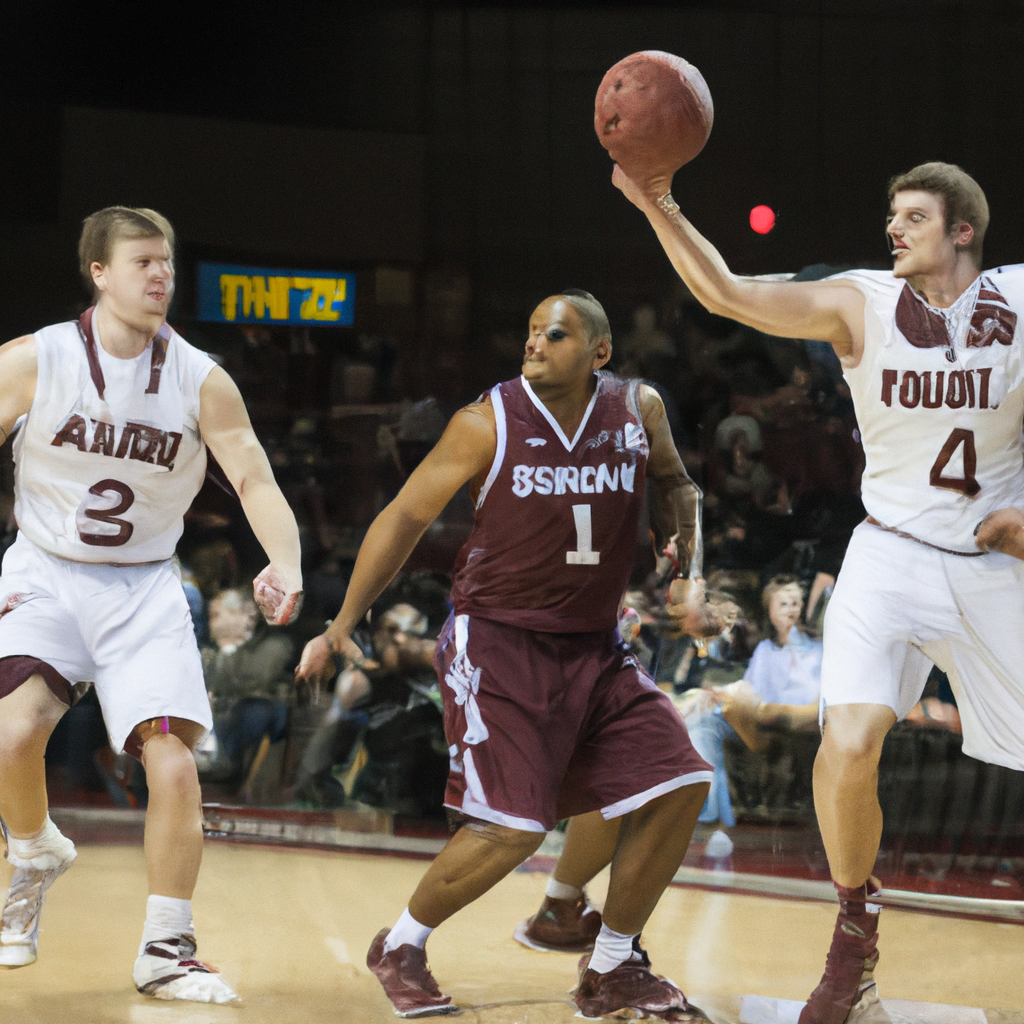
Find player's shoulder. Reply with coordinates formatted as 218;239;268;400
166;325;220;396
633;380;665;420
167;324;217;367
31;318;80;347
985;262;1024;278
15;320;79;371
443;390;497;445
0;332;39;374
0;332;38;354
983;264;1024;303
821;268;901;297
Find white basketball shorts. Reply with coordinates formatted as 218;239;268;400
821;521;1024;771
0;533;212;754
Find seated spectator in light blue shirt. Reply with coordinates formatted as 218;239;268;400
686;574;822;830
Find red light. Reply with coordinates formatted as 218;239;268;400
750;205;776;234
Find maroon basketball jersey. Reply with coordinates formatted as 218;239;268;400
448;372;648;632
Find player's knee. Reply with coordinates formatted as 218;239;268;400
140;732;200;793
0;701;63;760
463;819;544;855
821;710;890;763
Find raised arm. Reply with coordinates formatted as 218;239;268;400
198;366;303;623
640;385;734;637
295;400;498;686
613;166;866;363
0;336;37;447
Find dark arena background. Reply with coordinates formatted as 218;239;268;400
1;3;1023;1023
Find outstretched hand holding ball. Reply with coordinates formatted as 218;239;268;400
595;49;713;197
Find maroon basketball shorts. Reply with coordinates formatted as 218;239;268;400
435;612;712;832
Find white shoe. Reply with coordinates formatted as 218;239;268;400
133;935;241;1003
1;817;77;968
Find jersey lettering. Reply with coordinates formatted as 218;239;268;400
77;479;136;546
511;462;636;498
51;414;183;470
881;367;992;410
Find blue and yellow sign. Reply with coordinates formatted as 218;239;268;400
198;263;356;326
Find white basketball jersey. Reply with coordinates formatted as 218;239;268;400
841;266;1024;552
13;308;216;562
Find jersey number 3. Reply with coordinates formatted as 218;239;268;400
566;503;600;564
930;428;980;496
77;479;136;546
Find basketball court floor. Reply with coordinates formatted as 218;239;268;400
2;832;1022;1024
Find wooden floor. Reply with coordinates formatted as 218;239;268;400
2;843;1022;1023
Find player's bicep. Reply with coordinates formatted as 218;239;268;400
390;405;496;525
725;277;862;352
198;366;272;490
639;387;688;480
0;336;37;442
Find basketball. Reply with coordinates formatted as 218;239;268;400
594;50;713;181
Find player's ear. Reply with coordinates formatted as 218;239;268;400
592;335;612;369
953;221;974;249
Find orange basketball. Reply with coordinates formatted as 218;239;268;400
594;50;713;180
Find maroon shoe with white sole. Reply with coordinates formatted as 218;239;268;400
367;928;458;1018
513;892;602;953
574;951;708;1020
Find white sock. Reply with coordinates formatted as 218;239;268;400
5;816;75;870
587;924;636;974
383;908;434;953
545;878;582;901
138;895;193;957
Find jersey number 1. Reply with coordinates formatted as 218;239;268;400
566;504;600;565
930;428;980;496
77;479;136;546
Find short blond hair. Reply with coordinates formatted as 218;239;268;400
888;162;989;266
78;206;175;294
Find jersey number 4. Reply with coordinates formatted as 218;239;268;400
76;479;136;546
930;428;980;496
566;503;600;564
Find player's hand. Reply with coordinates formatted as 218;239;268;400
612;163;675;210
253;564;304;625
294;632;372;689
294;630;354;688
667;577;738;638
975;507;1024;560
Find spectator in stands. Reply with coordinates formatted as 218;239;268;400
682;575;822;837
617;303;678;390
710;415;786;514
202;588;294;802
291;581;448;815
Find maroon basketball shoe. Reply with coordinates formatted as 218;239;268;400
574;952;707;1020
513;893;602;952
799;883;890;1024
366;928;458;1018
